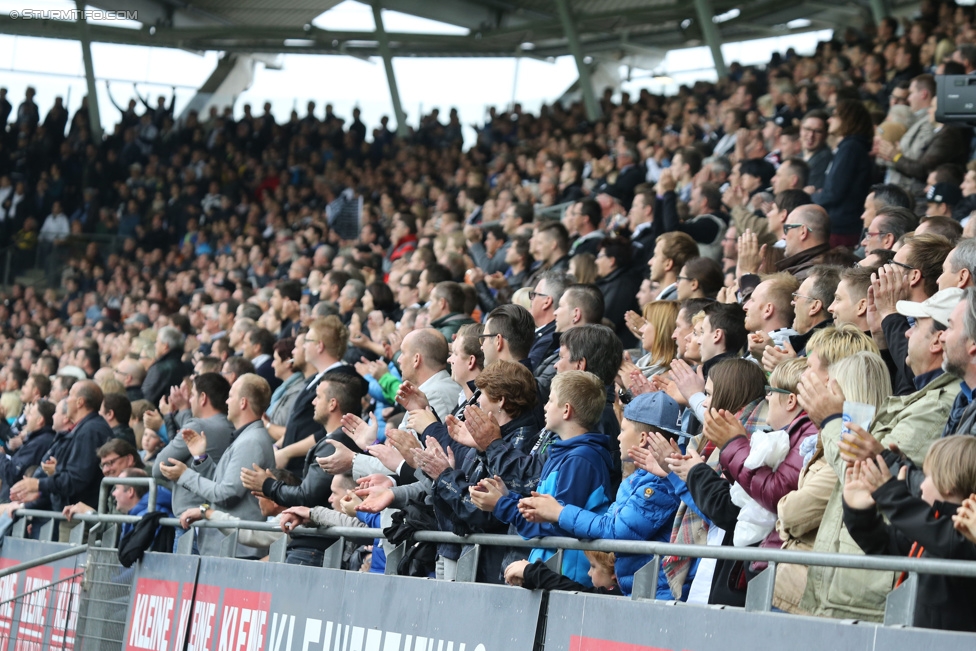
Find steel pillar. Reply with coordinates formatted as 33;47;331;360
76;0;103;141
694;0;728;79
554;0;600;121
372;2;408;138
869;0;888;26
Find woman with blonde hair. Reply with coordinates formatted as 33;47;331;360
635;301;679;375
617;301;678;396
772;350;889;613
569;253;598;284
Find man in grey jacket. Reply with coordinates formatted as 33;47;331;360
160;374;275;557
152;372;234;552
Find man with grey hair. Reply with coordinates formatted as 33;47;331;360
861;206;918;253
776;204;831;280
941;287;976;436
142;326;190;407
528;270;573;369
938;237;976;291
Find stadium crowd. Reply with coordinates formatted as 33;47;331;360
3;0;976;632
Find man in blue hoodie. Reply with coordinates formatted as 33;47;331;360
469;370;613;586
516;392;682;598
112;467;172;539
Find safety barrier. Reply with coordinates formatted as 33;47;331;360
3;505;976;650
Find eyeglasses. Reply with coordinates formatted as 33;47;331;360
783;223;804;233
792;292;816;302
528;291;548;300
477;332;502;340
100;456;122;470
765;386;793;397
889;260;915;272
677;275;692;282
304;337;321;345
864;231;889;238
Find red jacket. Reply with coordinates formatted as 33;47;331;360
388;234;417;264
719;413;819;550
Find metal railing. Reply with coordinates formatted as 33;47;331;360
1;233;124;289
535;200;573;220
97;477;158;515
11;502;976;628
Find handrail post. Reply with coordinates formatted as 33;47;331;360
97;480;109;514
884;572;919;626
455;544;481;583
147;479;157;513
744;562;777;613
630;555;661;601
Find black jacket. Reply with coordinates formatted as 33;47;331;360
596;164;644;210
0;426;55;503
812;134;873;236
141;349;190;407
262;429;361;552
843;480;976;632
521;559;620;595
280;374;324;475
687;463;747;608
788;317;832;356
596;267;640;349
880;313;914;396
36;412;113;511
254;357;282;393
111;424;137;448
528;321;557;371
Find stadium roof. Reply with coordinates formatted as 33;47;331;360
0;0;913;135
0;0;906;59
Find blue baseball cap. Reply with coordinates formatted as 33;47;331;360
623;391;683;436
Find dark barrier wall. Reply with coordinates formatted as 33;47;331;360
0;539;85;650
125;553;545;651
542;591;976;651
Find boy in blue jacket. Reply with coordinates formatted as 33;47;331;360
469;371;613;586
515;391;682;598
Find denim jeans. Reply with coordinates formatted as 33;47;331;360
173;527;200;554
286;547;324;567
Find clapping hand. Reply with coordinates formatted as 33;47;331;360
468;475;508;512
181;428;207;458
412;436;454;479
342;412;378;449
667;447;705;481
843;456;898;509
385;429;423;467
952;495;976;544
797;373;845;428
395;381;429;411
518;492;563;523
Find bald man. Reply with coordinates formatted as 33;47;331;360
399;328;463;418
776;204;831;280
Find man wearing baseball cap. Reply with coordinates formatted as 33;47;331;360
515;392;682;599
895;288;964;392
925;182;963;218
839;287;964;471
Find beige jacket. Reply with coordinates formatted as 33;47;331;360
730;205;778;247
771;452;836;613
798;372;959;621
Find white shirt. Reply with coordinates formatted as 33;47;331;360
39;213;69;242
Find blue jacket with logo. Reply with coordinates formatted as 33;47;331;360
494;432;613;586
559;468;679;597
